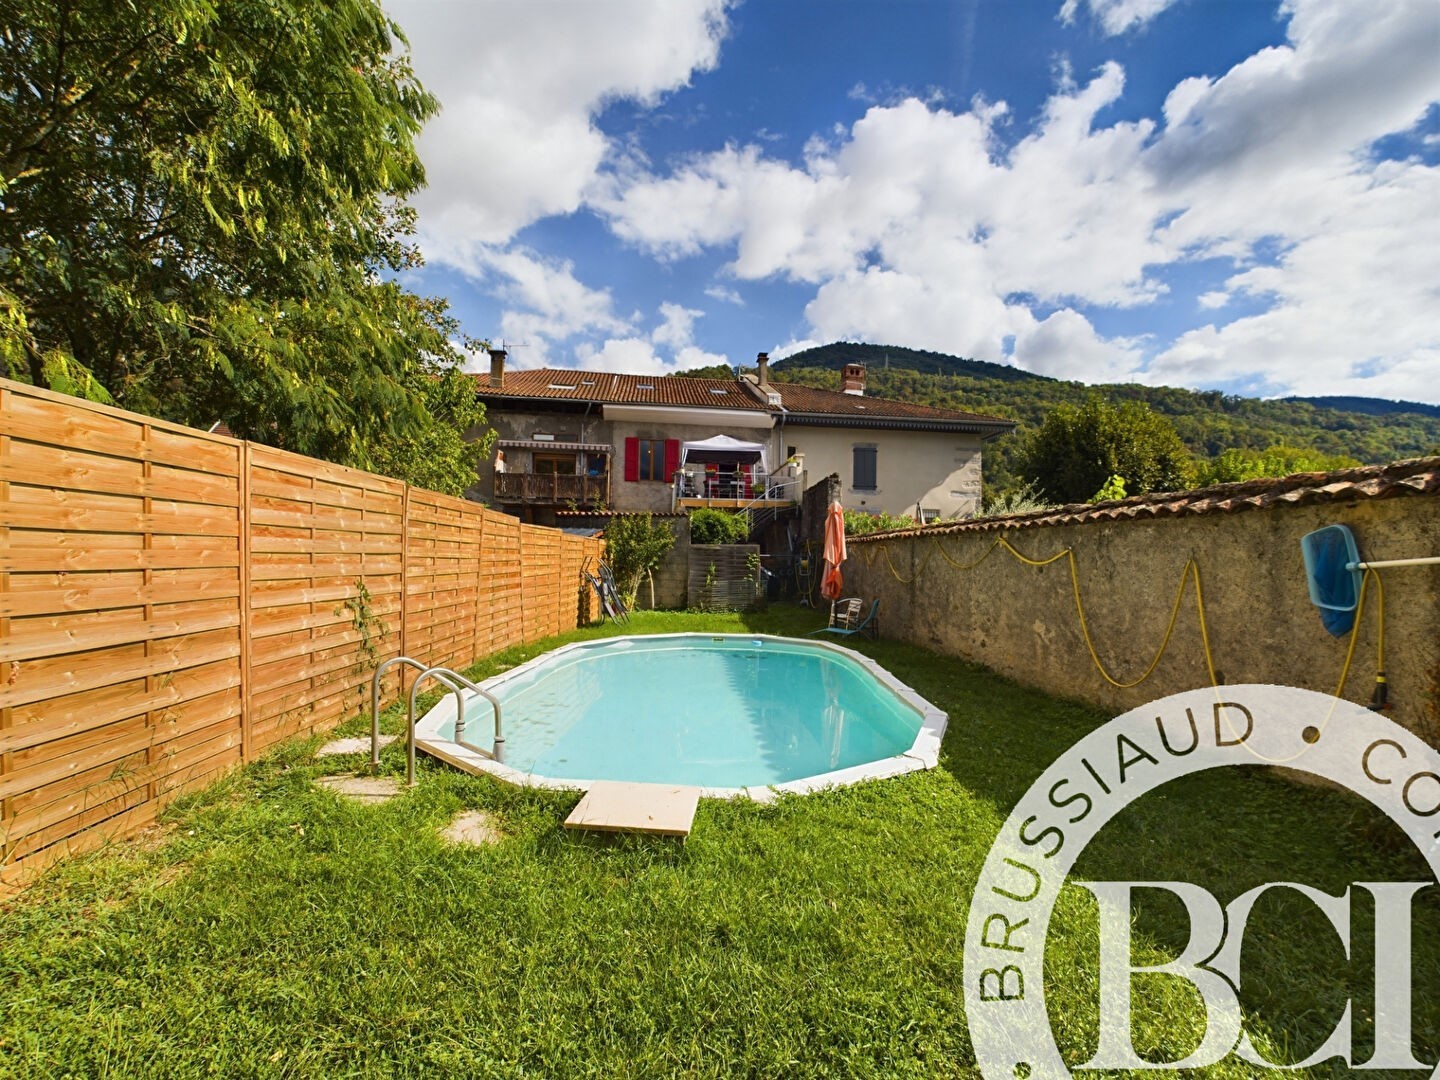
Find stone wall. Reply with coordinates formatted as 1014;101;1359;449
843;471;1440;740
800;472;843;547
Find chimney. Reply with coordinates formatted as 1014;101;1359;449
841;362;865;396
756;351;771;388
488;347;506;388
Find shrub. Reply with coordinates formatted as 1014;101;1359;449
604;514;677;605
976;481;1055;518
1193;445;1362;486
843;509;917;536
689;507;750;545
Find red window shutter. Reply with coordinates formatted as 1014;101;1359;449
663;439;680;481
624;437;640;482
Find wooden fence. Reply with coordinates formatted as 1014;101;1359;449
0;378;603;890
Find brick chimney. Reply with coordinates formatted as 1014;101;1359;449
756;351;771;387
841;362;865;396
488;347;506;388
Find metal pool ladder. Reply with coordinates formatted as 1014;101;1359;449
370;658;505;786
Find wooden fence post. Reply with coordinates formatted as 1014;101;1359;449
239;441;253;763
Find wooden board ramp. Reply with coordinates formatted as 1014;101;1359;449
564;781;701;837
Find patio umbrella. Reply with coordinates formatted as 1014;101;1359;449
820;501;846;601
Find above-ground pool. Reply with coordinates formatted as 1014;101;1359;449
413;634;947;797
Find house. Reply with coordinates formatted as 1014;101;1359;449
468;349;1015;525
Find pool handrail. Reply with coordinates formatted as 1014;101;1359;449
408;666;505;785
370;656;434;771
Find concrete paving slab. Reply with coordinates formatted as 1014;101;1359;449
441;809;503;846
315;774;404;804
317;735;396;757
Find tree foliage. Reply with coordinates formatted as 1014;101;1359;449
1192;445;1362;487
0;0;488;493
1016;396;1193;504
688;508;750;545
843;508;918;536
604;514;676;605
771;353;1440;496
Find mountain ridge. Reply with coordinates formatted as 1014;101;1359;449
765;342;1440;493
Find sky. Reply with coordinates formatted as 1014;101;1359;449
383;0;1440;404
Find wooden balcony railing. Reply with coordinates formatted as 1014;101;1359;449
494;471;610;506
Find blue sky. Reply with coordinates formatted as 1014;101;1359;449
387;0;1440;403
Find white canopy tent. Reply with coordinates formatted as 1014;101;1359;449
679;434;769;473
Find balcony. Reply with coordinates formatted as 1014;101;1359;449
494;471;610;507
671;468;804;511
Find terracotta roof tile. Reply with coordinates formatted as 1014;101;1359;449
474;368;1014;428
770;381;1013;426
849;456;1440;542
474;369;770;411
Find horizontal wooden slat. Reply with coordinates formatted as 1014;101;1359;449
0;603;241;665
0;574;242;618
0;375;606;892
0;659;241;755
0;628;242;710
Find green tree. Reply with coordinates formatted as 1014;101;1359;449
1194;445;1363;486
1017;396;1194;504
604;514;677;607
0;0;486;493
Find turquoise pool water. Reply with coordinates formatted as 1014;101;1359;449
431;636;928;788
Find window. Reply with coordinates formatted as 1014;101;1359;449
625;438;679;482
638;440;664;481
920;508;940;524
852;445;878;491
533;452;577;476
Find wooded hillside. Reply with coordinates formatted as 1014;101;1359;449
771;343;1440;494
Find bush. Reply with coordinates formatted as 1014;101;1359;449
689;508;750;545
604;514;677;604
843;509;918;536
1193;445;1362;486
976;481;1055;518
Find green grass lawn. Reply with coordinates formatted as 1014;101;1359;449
2;606;1436;1078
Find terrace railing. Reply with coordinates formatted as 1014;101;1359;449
495;471;609;506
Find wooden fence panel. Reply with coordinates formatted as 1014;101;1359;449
480;510;523;653
404;489;483;674
1;376;603;889
519;525;556;641
1;382;245;888
559;535;586;632
244;445;404;755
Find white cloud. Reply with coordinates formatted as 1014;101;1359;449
771;337;822;360
1149;160;1440;400
1010;309;1144;382
388;0;730;257
652;302;703;349
574;337;667;373
591;0;1440;400
675;344;730;370
444;246;632;367
704;284;744;305
1151;0;1440;204
1059;0;1184;35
